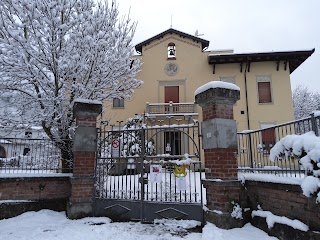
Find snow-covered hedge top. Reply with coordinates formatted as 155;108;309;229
194;81;240;96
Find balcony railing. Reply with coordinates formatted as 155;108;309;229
145;101;197;117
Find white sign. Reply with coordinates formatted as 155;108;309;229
112;139;120;157
150;165;162;183
176;177;187;191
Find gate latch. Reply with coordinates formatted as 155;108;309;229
139;176;148;184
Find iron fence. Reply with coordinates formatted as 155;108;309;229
0;137;70;174
96;159;203;203
237;113;320;177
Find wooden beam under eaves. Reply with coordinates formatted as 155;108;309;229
284;61;288;71
240;62;243;73
213;64;216;74
247;62;251;72
276;61;280;71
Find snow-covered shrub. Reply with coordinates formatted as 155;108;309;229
269;131;320;202
100;115;155;159
231;201;243;220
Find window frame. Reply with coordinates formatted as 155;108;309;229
256;75;273;104
112;98;125;108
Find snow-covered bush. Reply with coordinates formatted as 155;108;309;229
100;115;155;158
231;202;243;220
270;131;320;202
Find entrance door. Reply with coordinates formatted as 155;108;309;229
165;86;179;113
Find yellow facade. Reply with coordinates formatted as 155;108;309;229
103;29;314;131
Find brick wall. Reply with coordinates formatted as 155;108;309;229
244;181;320;231
204;148;238;179
204;180;242;210
73;152;96;176
76;115;97;127
0;177;71;200
202;104;233;121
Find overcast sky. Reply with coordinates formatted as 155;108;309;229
117;0;319;93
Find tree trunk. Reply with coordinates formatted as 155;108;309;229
59;139;73;173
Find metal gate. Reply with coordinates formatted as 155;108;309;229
94;120;204;223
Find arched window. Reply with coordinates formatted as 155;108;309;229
167;42;176;59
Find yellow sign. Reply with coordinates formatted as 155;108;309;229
174;165;187;178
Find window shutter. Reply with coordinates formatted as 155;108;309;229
258;82;272;103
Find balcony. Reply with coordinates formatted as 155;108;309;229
145;101;198;118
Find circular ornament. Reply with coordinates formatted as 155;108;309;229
165;62;178;76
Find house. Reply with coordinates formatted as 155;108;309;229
102;28;314;155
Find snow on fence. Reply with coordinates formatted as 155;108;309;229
0;137;66;174
237;113;320;177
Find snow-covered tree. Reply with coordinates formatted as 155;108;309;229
292;85;320;119
0;0;142;171
101;115;155;158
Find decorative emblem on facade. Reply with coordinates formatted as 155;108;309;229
165;63;178;76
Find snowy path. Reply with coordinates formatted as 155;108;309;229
0;210;278;240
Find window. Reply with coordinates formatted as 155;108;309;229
167;42;176;59
220;76;235;84
113;98;124;108
23;147;30;156
25;131;32;138
257;75;272;103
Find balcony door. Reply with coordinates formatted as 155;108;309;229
165;86;179;103
165;86;179;113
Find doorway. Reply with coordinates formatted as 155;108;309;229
165;86;179;113
165;131;181;156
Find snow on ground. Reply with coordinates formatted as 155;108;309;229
0;210;278;240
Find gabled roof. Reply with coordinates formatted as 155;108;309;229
208;49;315;73
135;28;210;53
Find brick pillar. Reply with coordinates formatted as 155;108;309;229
67;100;102;219
195;84;243;228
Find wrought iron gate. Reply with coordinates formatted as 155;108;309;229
94;120;204;223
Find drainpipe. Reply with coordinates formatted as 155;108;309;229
244;62;250;130
244;62;253;168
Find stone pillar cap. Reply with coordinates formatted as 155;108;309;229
195;81;240;106
73;99;102;117
195;81;240;96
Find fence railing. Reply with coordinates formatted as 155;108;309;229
95;159;203;203
0;137;70;174
237;113;320;177
145;102;197;116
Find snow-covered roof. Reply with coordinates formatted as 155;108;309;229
207;48;315;57
73;98;102;105
194;81;240;96
208;49;315;74
135;28;210;52
0;139;12;144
